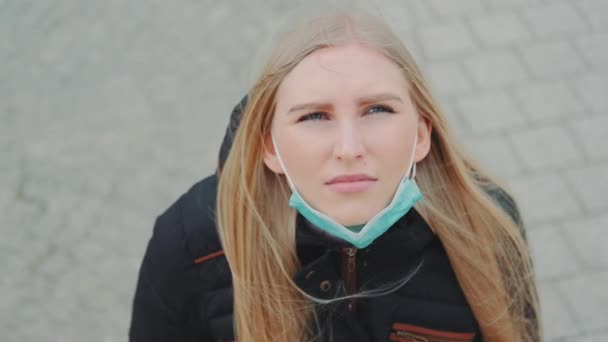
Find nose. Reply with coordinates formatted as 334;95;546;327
333;122;365;161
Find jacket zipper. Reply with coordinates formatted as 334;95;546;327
342;247;357;312
389;323;476;342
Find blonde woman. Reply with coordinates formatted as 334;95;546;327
129;11;540;342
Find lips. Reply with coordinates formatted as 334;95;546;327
326;174;377;194
326;173;377;184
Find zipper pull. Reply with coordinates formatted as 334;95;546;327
346;247;357;273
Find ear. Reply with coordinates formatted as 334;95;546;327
414;115;432;163
262;133;285;174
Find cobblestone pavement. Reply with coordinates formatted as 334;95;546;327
1;1;607;341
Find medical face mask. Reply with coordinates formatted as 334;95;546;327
271;132;423;249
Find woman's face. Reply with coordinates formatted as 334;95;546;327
264;43;431;226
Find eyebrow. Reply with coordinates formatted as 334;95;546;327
287;92;404;114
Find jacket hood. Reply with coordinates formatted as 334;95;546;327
217;96;248;174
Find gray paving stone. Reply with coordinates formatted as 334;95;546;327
1;279;65;342
522;2;588;37
397;34;426;63
576;0;608;31
575;332;608;342
419;22;476;59
426;0;486;18
561;215;608;270
576;32;608;67
1;199;44;234
1;240;34;288
380;4;425;33
469;13;531;47
21;157;116;198
35;248;74;281
508;173;582;224
520;40;587;78
538;281;582;341
528;226;581;280
1;0;608;340
464;50;528;88
108;165;198;219
559;271;608;334
484;0;538;11
436;100;469;138
509;124;582;171
380;0;437;26
84;205;152;260
463;135;523;178
574;73;608;114
423;61;474;97
457;91;527;134
0;161;19;209
44;264;127;342
571;116;608;161
563;163;608;213
60;196;108;244
513;81;583;123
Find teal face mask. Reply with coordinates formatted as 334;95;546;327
272;134;423;249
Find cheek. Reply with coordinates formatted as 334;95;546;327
276;130;329;177
367;121;416;162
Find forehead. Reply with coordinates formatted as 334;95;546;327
276;43;409;104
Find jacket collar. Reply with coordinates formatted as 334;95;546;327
295;208;435;257
293;208;437;299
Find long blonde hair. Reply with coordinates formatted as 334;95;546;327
217;11;540;341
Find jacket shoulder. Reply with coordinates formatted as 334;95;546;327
145;172;225;277
159;173;223;261
142;174;226;314
129;175;224;341
484;183;523;227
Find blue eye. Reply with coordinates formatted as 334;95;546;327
298;112;328;122
297;105;395;122
366;104;395;114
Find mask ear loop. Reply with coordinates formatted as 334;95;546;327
407;134;418;181
271;131;298;192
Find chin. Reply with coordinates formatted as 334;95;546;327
330;209;375;227
317;198;386;226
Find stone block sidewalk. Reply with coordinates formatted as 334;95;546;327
1;0;606;341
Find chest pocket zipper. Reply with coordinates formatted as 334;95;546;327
389;323;476;342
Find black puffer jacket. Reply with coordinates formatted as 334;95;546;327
129;97;524;342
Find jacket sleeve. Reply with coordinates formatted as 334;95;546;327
129;205;210;341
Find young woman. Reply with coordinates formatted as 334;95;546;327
129;12;540;342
